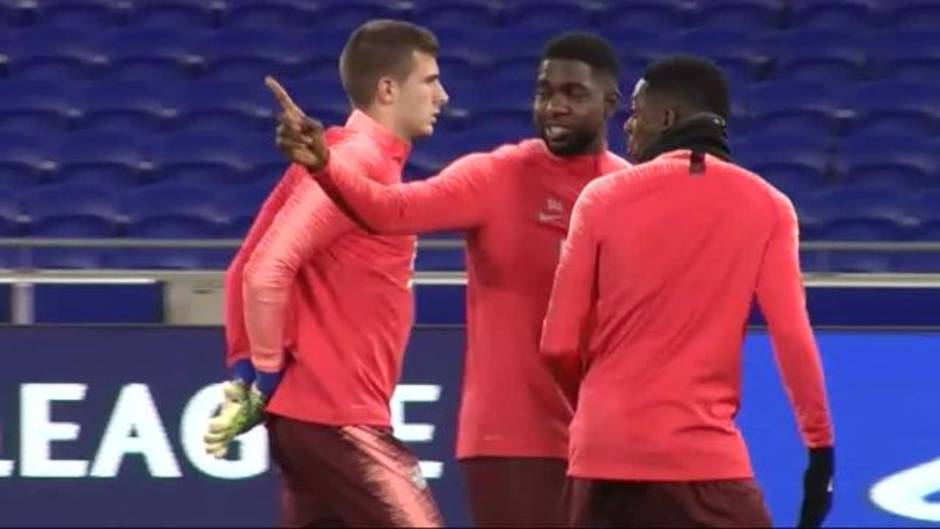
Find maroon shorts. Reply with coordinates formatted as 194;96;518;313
568;477;772;528
460;457;569;527
267;415;442;528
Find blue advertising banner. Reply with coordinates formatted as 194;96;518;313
0;326;938;527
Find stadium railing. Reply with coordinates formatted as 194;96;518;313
0;238;938;324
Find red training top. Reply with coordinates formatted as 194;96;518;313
541;150;834;481
316;139;628;458
226;110;417;427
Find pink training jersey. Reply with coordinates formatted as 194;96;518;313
541;150;834;481
316;139;628;459
227;110;417;427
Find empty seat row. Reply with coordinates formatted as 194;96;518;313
3;27;939;84
2;1;939;32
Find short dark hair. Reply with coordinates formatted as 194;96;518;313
339;19;439;109
542;31;620;83
642;55;730;119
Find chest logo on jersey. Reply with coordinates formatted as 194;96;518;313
536;197;568;229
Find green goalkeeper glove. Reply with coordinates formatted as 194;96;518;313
203;380;267;459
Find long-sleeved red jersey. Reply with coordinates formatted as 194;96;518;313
317;139;628;458
224;110;417;427
541;150;834;481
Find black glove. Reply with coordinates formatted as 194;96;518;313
798;446;834;528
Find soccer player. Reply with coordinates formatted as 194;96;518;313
271;32;629;527
203;20;448;527
540;55;835;528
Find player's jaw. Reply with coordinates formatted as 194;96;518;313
537;118;597;157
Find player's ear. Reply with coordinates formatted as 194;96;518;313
662;107;678;131
375;76;397;105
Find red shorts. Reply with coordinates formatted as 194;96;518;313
460;457;568;527
267;415;442;528
568;477;772;528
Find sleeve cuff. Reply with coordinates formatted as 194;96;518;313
255;369;283;399
229;358;256;385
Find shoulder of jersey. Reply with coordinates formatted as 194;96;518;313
328;126;386;166
490;138;541;160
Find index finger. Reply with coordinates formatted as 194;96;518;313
265;76;303;116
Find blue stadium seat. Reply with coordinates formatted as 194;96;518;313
176;81;273;135
0;133;56;188
239;137;290;183
463;29;556;85
222;180;272;217
844;82;940;136
431;47;488;89
503;1;597;31
0;189;22;236
600;0;689;32
838;142;936;189
487;52;546;85
911;189;940;242
916;189;940;219
470;28;561;58
0;1;20;27
819;215;910;241
810;186;916;241
81;81;181;134
692;0;785;30
747;81;841;136
788;0;880;31
790;194;825;238
222;0;315;30
888;188;940;267
415;1;499;30
466;79;532;114
221;182;273;238
127;0;219;30
125;216;223;239
8;28;108;80
152;133;254;186
268;78;349;128
295;27;355;59
868;31;940;83
738;129;832;152
676;30;772;84
124;182;220;218
103;29;206;81
595;29;676;79
202;29;304;82
767;30;869;83
736;140;832;198
308;1;414;32
0;81;82;133
890;0;940;31
123;183;226;240
52;132;152;188
22;183;120;237
33;0;127;29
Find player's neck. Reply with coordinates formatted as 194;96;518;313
563;136;607;158
361;105;412;143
